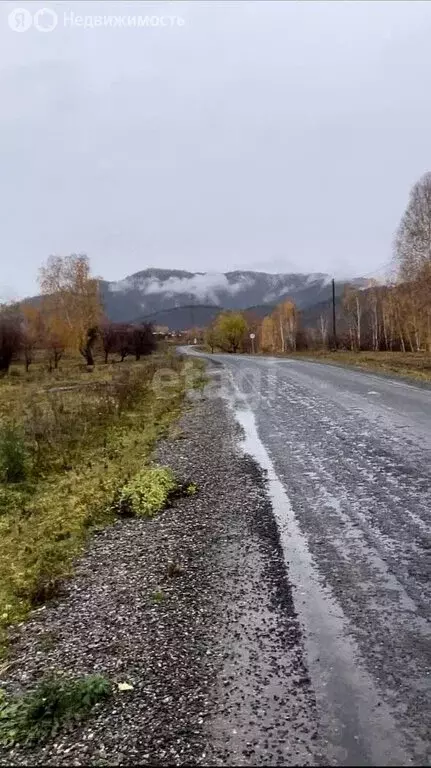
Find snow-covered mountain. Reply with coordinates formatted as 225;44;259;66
102;268;364;324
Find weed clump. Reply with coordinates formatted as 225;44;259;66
117;467;177;518
0;674;111;746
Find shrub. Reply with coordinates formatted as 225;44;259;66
0;674;111;746
117;467;177;517
0;423;28;482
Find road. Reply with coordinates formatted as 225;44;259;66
184;350;431;766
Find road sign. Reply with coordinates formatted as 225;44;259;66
249;333;255;339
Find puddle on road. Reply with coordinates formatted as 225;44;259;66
231;401;412;767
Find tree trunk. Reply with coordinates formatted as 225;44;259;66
382;315;388;351
279;318;285;353
356;296;361;350
319;315;327;348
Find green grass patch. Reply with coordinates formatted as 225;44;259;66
0;424;28;483
0;675;111;747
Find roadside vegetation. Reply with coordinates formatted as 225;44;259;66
0;675;111;747
284;350;431;382
0;254;201;653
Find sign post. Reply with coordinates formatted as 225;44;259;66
249;332;256;354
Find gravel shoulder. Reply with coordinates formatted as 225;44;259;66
0;374;318;766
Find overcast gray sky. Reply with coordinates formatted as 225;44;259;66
1;0;431;298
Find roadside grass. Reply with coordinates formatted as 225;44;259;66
0;351;200;652
185;356;208;390
0;674;111;747
284;350;431;383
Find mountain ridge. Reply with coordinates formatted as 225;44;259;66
102;268;367;325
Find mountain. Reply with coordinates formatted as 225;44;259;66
135;304;222;331
101;268;366;327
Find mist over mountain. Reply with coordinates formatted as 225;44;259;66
101;268;367;327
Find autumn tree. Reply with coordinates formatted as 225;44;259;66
367;280;381;352
260;315;276;353
393;172;431;351
20;304;44;371
46;330;65;370
0;306;22;374
241;310;261;353
40;298;68;369
272;300;298;352
395;172;431;282
343;287;363;351
114;324;132;362
39;254;103;365
215;312;248;353
204;322;218;353
100;322;117;364
318;313;329;348
80;326;98;366
131;324;156;360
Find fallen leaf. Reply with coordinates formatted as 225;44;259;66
117;682;134;692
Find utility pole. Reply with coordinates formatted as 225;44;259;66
332;278;337;349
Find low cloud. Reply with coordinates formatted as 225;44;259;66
110;272;255;303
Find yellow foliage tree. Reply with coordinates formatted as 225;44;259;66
39;254;103;365
20;304;44;371
215;312;248;353
261;315;276;352
272;300;298;352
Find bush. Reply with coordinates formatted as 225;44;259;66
0;674;111;746
117;467;177;517
0;423;28;482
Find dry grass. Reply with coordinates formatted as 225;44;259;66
286;350;431;382
0;350;196;651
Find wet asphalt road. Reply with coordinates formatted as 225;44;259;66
185;351;431;766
